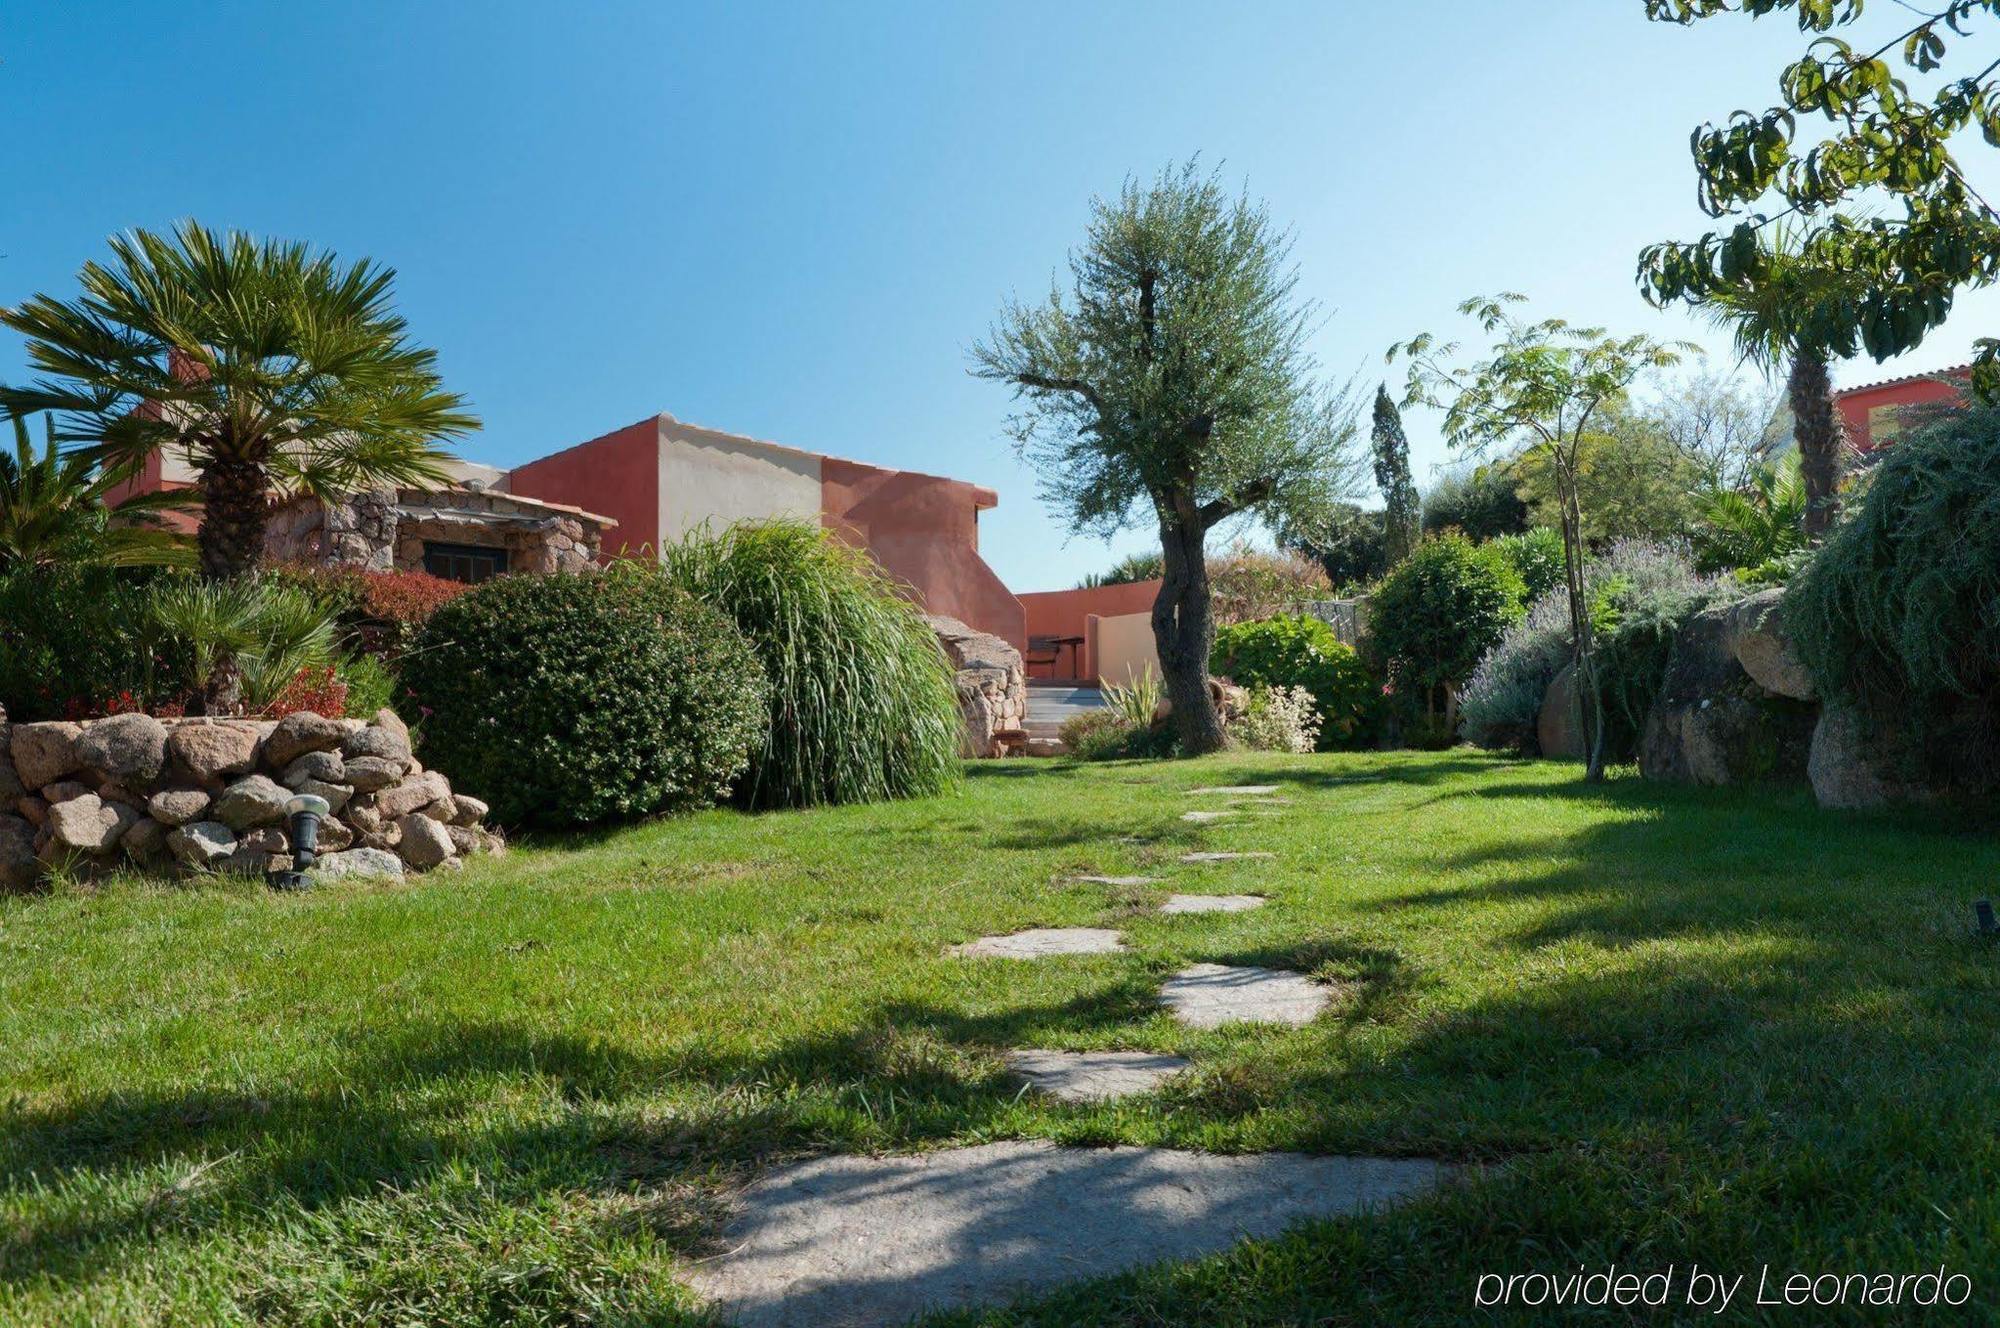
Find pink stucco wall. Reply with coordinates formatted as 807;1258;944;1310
1017;579;1163;680
820;457;1025;648
506;418;663;558
1836;370;1968;453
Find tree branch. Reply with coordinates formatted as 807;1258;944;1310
1013;371;1105;413
1197;477;1273;527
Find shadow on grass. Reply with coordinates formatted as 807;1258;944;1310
12;768;2000;1317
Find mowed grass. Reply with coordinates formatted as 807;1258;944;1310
4;752;1999;1326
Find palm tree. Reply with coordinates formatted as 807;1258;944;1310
0;222;477;580
1697;225;1861;542
1691;456;1808;574
0;411;192;570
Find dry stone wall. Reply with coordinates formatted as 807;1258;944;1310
927;615;1027;757
0;708;501;892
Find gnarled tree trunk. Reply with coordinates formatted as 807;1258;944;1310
1153;510;1226;754
198;455;269;581
1789;350;1846;543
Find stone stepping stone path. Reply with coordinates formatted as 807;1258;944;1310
1004;1049;1191;1102
1185;785;1280;796
1180;850;1275;864
1159;963;1331;1028
689;1140;1443;1328
950;928;1126;959
1180;809;1240;823
1068;874;1160;887
1159;893;1266;915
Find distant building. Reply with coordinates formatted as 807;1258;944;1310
508;413;1024;646
117;409;1028;648
1757;364;1971;467
1834;364;1971;453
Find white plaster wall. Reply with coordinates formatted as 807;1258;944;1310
656;418;823;544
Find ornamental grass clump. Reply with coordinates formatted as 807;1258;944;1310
661;519;962;809
404;568;768;828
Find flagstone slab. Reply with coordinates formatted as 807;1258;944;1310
689;1140;1443;1328
1180;851;1275;864
1159;894;1267;914
1180;810;1239;823
950;928;1126;959
1004;1049;1192;1102
1185;785;1280;796
1069;874;1161;887
1159;963;1331;1028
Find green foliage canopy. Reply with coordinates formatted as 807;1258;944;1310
1640;1;2000;393
1419;464;1529;540
0;413;191;571
0;222;477;580
1508;407;1703;544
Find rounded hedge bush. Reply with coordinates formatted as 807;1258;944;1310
1369;533;1525;716
1210;612;1378;749
1491;527;1567;602
403;568;768;828
661;519;962;809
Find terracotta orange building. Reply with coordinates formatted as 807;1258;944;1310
1834;365;1971;452
505;413;1025;647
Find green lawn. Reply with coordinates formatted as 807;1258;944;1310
4;752;1997;1325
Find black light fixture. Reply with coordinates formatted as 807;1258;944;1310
268;793;331;892
1977;899;1999;938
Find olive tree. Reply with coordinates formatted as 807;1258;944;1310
973;163;1363;752
1392;297;1690;779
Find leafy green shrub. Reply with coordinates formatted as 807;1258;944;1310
1420;464;1528;540
1692;458;1808;576
1459;540;1731;757
0;565;171;719
404;568;768;828
1210;612;1378;748
661;520;961;809
337;651;399;718
1368;534;1526;719
1058;709;1137;760
1787;403;2000;786
1230;684;1322;753
1491;527;1567;602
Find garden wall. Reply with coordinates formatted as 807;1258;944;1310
928;615;1026;757
0;708;501;892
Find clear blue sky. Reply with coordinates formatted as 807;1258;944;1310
5;2;1993;591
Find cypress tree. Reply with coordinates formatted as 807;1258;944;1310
1371;385;1421;566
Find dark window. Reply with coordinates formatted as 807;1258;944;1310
423;542;509;584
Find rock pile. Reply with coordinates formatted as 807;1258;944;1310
927;615;1027;757
1638;593;1817;787
0;708;500;892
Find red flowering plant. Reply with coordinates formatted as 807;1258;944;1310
266;564;473;660
265;664;349;719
